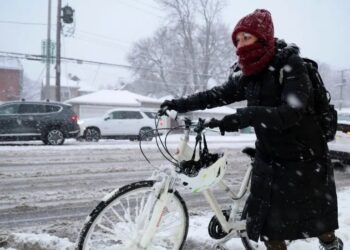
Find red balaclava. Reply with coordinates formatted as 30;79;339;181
232;9;275;76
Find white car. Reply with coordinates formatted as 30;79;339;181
78;108;157;142
328;109;350;168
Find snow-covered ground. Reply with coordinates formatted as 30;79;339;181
1;187;349;250
329;131;350;153
0;133;349;249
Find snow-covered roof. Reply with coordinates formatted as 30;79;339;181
66;90;161;106
193;106;236;114
0;56;23;70
78;86;97;92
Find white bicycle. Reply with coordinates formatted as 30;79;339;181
77;113;260;250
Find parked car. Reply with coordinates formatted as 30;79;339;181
337;111;350;135
78;108;157;142
0;101;80;145
329;109;350;169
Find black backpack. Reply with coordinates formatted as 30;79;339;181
280;58;338;142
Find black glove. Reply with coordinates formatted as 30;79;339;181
207;114;240;135
220;114;240;132
207;118;221;129
158;99;179;116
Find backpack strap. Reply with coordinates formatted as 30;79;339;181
275;58;316;115
191;134;202;161
278;68;284;85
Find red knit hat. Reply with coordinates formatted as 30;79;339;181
232;9;274;47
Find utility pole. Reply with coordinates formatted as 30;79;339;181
339;70;345;110
55;0;62;101
45;0;52;100
336;69;349;110
55;3;74;101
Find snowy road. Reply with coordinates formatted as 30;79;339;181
0;136;256;240
1;135;350;249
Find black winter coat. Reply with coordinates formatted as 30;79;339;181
173;40;339;241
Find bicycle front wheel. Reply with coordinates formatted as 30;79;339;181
77;180;189;250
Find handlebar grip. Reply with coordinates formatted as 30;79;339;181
203;119;225;136
158;107;178;120
166;110;178;120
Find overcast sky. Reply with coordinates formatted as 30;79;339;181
0;0;349;89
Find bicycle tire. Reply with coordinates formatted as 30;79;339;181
77;180;189;250
239;205;259;250
241;235;259;250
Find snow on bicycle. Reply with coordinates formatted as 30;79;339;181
76;112;259;250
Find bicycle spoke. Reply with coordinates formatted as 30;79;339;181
110;205;126;223
101;214;115;227
135;193;147;219
119;200;133;222
91;231;122;243
95;223;118;236
79;182;188;250
138;194;146;217
159;213;180;229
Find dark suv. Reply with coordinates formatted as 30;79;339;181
0;101;80;145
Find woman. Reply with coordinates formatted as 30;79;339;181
160;9;342;250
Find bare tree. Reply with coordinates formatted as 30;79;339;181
127;0;234;98
21;75;41;100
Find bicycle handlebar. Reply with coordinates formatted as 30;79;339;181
159;109;224;135
165;110;178;120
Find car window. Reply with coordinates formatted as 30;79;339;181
46;105;61;113
144;112;157;119
124;111;143;119
18;104;46;114
111;111;143;119
0;104;20;114
111;111;123;119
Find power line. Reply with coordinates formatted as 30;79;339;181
1;54;226;89
76;29;131;46
0;20;52;26
129;0;163;11
71;30;234;66
117;0;163;18
72;35;129;51
0;50;216;78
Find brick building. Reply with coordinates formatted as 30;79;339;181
0;57;23;102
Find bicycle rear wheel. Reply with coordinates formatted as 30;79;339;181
77;180;189;250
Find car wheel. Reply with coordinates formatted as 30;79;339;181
45;128;65;145
139;127;153;141
85;128;100;142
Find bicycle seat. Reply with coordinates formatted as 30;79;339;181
242;147;256;159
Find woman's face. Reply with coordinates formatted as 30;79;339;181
235;32;258;49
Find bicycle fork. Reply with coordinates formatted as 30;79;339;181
138;177;172;249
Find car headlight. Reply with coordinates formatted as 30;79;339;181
78;120;84;125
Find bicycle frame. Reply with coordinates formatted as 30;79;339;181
138;126;253;248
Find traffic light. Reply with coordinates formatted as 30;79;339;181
62;5;74;24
